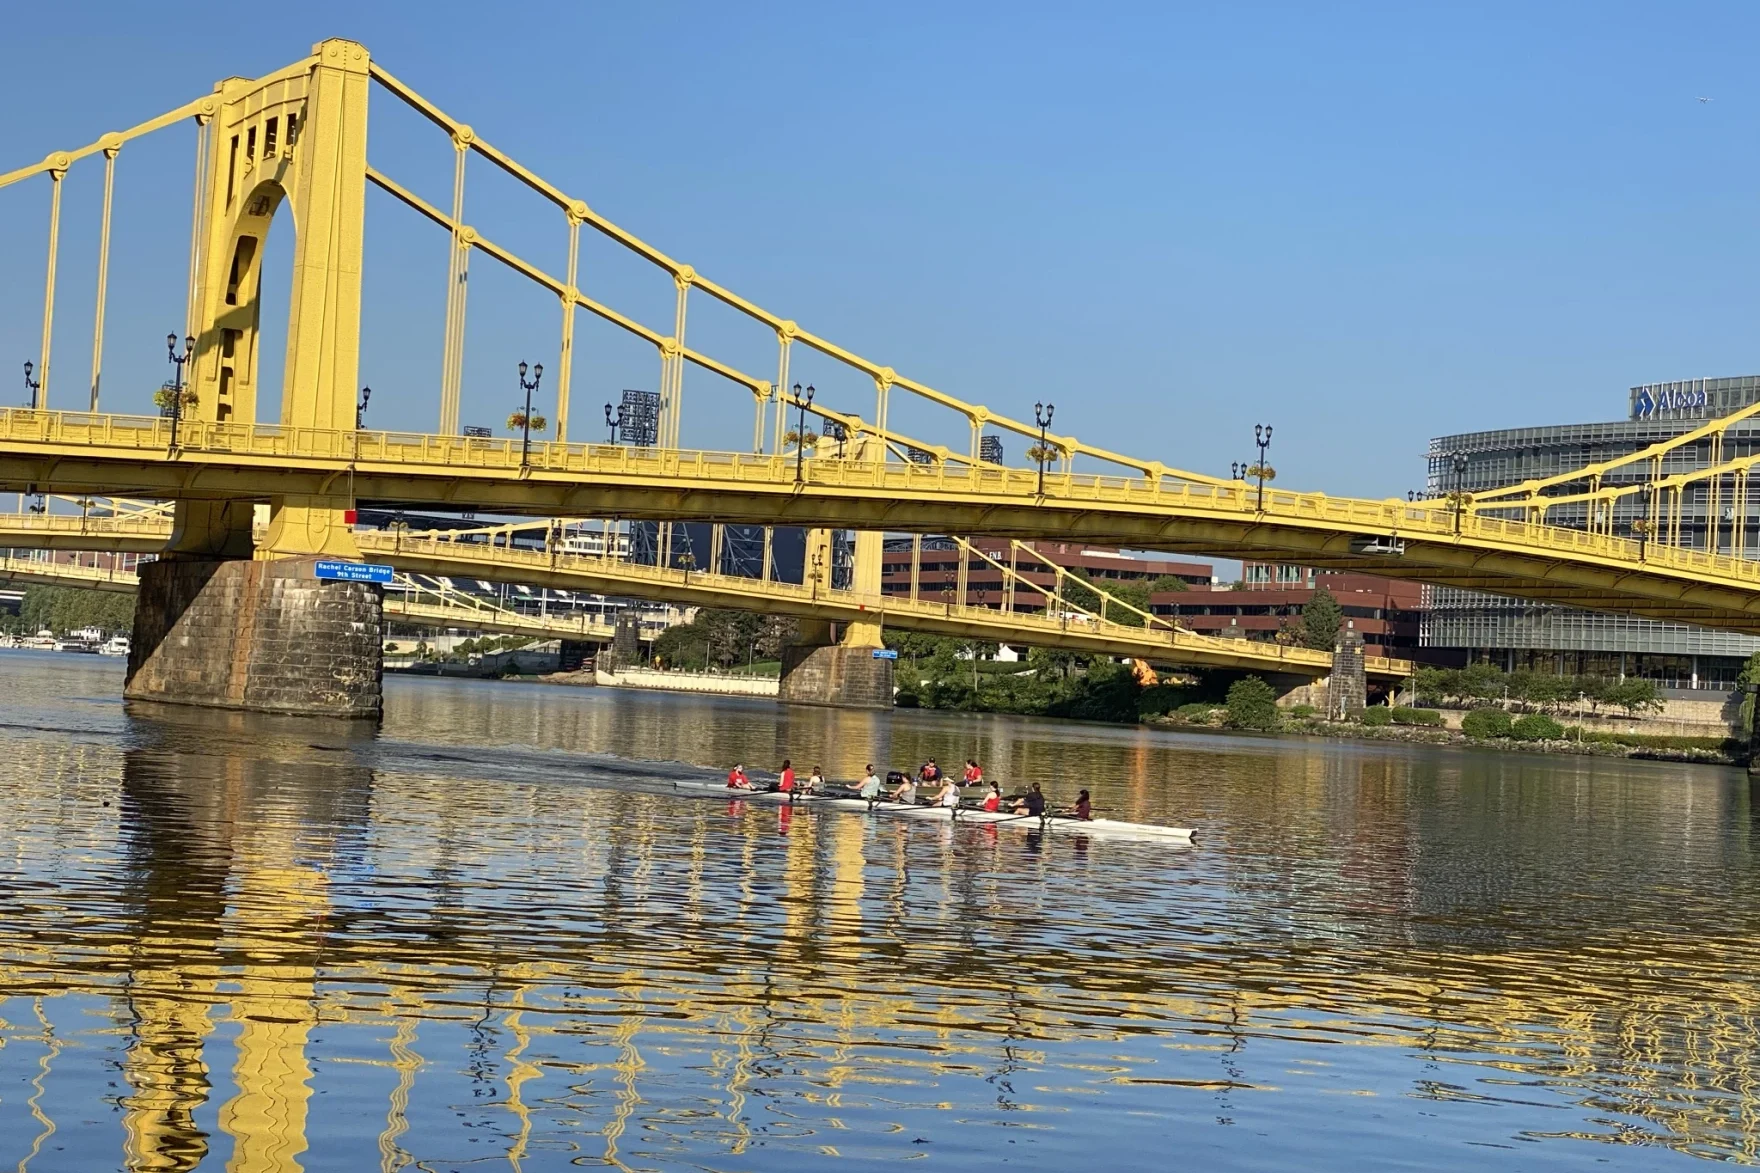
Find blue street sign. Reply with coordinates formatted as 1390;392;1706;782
315;560;394;584
872;648;899;660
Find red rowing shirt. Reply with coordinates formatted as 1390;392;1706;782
964;765;982;784
982;792;1000;812
727;768;748;789
779;767;795;793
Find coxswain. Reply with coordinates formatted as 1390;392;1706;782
776;759;796;794
1012;783;1046;817
1063;789;1093;820
887;770;918;804
726;763;752;790
918;759;942;788
963;759;983;786
981;782;1002;812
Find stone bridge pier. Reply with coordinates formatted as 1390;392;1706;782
778;528;894;709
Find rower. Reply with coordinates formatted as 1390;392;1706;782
1011;783;1046;818
803;765;825;795
1062;789;1093;821
887;770;917;805
928;773;961;816
776;759;796;795
843;764;882;806
981;782;1002;812
726;763;753;790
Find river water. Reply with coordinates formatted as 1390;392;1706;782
0;651;1756;1171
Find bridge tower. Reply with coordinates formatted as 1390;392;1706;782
127;40;382;719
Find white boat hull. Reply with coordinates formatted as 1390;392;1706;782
671;779;1195;843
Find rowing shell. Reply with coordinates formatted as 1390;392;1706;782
671;779;1196;843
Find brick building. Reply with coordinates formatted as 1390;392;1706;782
1151;565;1424;660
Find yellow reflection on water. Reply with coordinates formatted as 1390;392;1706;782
1;677;1759;1168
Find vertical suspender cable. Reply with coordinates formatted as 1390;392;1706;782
667;275;690;448
37;164;67;410
555;209;582;442
439;136;470;433
773;334;791;454
89;147;119;412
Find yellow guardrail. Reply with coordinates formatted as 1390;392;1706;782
0;406;1747;599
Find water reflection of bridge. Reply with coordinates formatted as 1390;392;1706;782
0;708;1757;1167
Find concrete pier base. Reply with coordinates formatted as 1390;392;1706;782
125;557;383;719
1324;623;1367;721
778;643;895;710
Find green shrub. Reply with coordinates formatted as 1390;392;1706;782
1390;707;1444;726
1360;707;1393;727
1510;713;1564;742
1287;703;1317;718
1224;676;1280;731
1461;708;1512;739
1174;702;1222;724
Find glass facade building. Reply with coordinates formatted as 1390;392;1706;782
1421;376;1760;689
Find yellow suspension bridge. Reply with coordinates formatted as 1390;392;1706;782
3;39;1757;712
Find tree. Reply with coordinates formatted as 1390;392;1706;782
1301;586;1342;651
1224;676;1279;731
1148;575;1190;594
18;584;135;636
1027;646;1084;681
1600;677;1661;716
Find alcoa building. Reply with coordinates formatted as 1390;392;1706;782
1422;375;1760;692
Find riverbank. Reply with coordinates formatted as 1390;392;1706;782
1146;712;1743;764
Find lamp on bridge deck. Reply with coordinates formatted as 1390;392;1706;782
163;334;194;450
22;360;39;408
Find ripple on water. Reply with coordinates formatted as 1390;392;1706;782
0;662;1754;1169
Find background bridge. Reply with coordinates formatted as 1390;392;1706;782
0;506;1410;681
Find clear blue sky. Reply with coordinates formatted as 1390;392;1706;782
2;1;1756;499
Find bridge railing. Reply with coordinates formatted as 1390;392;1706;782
12;405;1752;615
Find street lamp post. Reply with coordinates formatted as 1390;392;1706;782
22;361;39;408
1634;482;1655;560
605;401;628;443
1034;402;1056;497
165;333;194;450
514;361;544;466
679;551;695;585
792;382;816;483
1253;423;1273;512
356;385;372;429
809;550;825;600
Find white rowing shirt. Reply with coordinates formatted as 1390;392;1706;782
939;785;959;808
